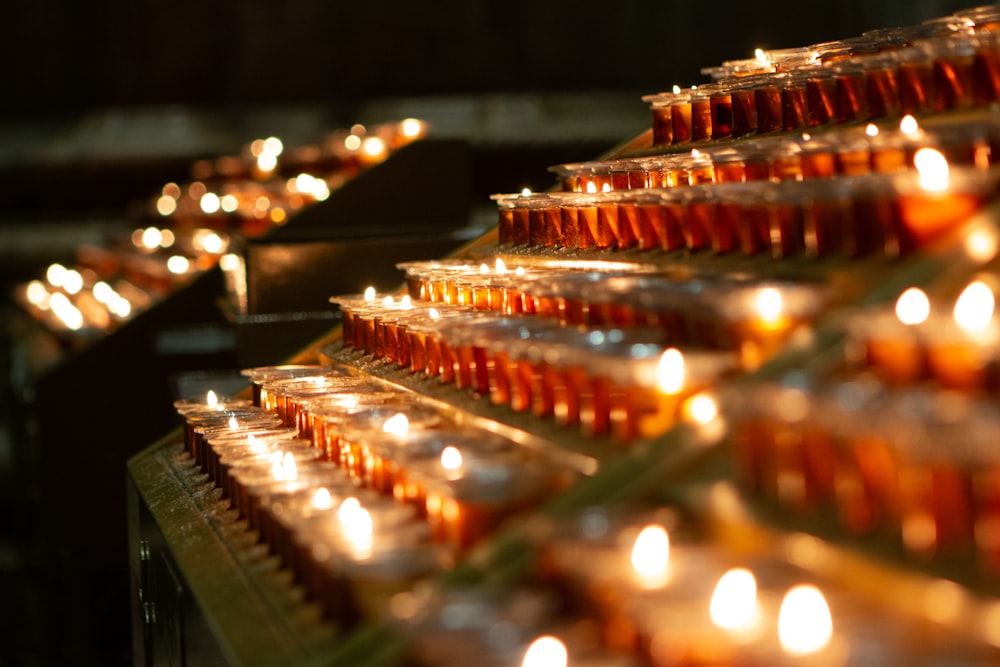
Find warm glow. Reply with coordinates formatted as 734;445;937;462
755;287;784;325
156;195;177;216
521;187;532;197
865;123;879;137
256;152;278;173
778;585;833;656
262;136;283;156
42;269;69;296
601;182;612;193
400;295;413;309
162;182;181;199
440;445;463;471
684;393;719;425
672;84;682;94
710;568;759;631
585;182;597;194
364;286;376;301
250;139;265;157
160;229;175;248
26;281;48;307
92;282;113;303
515;266;526;277
344;134;362;151
480;263;490;274
109;297;131;318
206;390;218;408
495;258;508;274
521;636;568;667
49;293;83;330
220;253;241;271
381;413;410;436
220;194;239;213
428;307;440;319
630;524;670;587
656;348;685;394
201;232;224;254
255;196;270;212
338;497;373;559
966;227;999;263
382;295;395;306
228;416;239;430
954;281;995;333
270;207;287;224
189;182;206;199
62;270;83;295
362;136;386;158
401;118;423;138
914;148;949;192
311;487;334;511
167;256;190;275
142;227;163;249
894;288;930;325
200;192;221;214
754;47;768;63
900;114;920;136
280;451;298;481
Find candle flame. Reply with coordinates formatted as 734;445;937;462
778;584;833;656
228;416;239;430
382;296;395;306
338;497;373;559
480;263;490;274
428;307;440;320
914;148;949;192
683;393;719;425
400;295;413;309
364;286;376;302
601;182;612;193
954;280;995;333
631;524;670;588
895;287;930;326
440;445;463;471
966;227;999;263
754;287;784;325
206;390;219;408
280;452;298;481
710;568;758;630
362;136;386;158
865;123;879;137
382;413;410;436
586;181;598;194
521;636;568;667
515;266;526;276
656;348;685;395
495;258;508;274
900;114;920;136
311;487;334;511
521;187;532;197
754;47;768;63
401;118;423;138
672;84;681;94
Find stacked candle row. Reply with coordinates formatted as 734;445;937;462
173;368;562;624
496;166;999;256
393;505;998;666
731;374;1000;581
550;115;1000;193
333;292;747;443
646;11;1000;145
393;262;828;361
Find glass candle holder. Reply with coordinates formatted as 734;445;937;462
241;364;331;407
706;281;828;370
226;444;324;524
804;66;838;128
337;402;450;488
414;447;555;551
184;408;281;467
922;36;978;111
896;46;937;116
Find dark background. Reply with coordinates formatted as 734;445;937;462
0;1;977;666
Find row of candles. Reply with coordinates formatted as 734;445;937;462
151;119;428;238
331;257;829;443
14;225;230;336
551;115;998;193
390;503;1000;666
645;8;1000;145
174;367;564;626
495;160;997;257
